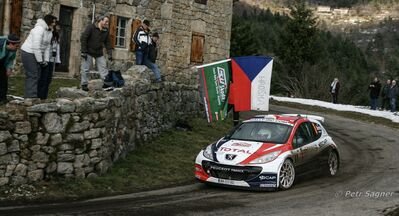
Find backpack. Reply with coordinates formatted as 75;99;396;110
105;70;125;88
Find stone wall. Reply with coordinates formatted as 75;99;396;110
0;66;201;186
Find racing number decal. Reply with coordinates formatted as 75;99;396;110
293;149;304;162
299;149;305;160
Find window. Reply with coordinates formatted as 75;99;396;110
310;122;322;140
115;17;128;48
194;0;207;5
109;15;128;48
293;123;312;148
191;32;204;63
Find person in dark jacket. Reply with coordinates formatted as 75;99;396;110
80;15;112;91
133;21;162;83
147;32;162;82
380;79;391;110
148;33;159;63
330;78;340;104
0;34;20;105
388;80;398;112
368;77;382;110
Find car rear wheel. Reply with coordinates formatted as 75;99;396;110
279;159;295;190
327;150;339;176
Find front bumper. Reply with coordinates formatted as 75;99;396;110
195;155;280;189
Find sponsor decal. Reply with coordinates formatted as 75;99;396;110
253;174;278;184
231;142;252;147
259;175;277;181
318;139;328;147
220;147;252;154
210;165;245;173
225;154;237;160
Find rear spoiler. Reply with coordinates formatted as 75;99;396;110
281;114;325;123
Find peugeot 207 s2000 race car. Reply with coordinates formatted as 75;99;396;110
195;114;340;190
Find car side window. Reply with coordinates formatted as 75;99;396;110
293;123;312;148
309;122;322;140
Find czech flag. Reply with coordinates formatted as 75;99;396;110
229;56;273;111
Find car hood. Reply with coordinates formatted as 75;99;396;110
214;139;280;165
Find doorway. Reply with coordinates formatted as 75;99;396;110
56;5;74;72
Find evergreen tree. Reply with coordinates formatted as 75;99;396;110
275;0;319;97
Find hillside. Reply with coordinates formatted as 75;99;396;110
235;1;399;45
234;0;399;76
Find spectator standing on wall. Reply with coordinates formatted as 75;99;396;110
368;77;381;110
80;15;113;91
21;14;57;98
148;32;162;82
133;19;151;65
38;22;61;100
0;34;20;105
330;77;340;104
388;80;398;112
380;79;391;111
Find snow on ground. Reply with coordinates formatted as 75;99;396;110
271;95;399;123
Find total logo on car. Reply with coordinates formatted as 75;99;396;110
195;114;340;190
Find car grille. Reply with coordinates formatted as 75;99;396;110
202;161;262;181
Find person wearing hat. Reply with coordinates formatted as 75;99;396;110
0;34;21;105
21;14;57;98
80;15;113;91
133;19;151;65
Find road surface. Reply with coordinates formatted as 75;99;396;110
0;105;398;216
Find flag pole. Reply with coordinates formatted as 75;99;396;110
233;106;239;126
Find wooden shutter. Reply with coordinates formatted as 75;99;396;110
10;0;23;36
190;32;204;63
109;15;117;49
130;19;141;52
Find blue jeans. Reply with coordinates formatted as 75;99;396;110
144;60;161;81
137;50;161;81
135;50;145;65
390;98;397;112
370;97;378;110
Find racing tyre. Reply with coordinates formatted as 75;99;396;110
279;159;295;190
326;150;339;176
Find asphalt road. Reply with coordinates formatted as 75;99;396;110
0;105;398;216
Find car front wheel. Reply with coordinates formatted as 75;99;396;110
327;150;339;176
279;159;295;190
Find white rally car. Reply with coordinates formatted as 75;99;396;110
195;114;340;190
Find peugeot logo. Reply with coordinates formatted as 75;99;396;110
225;154;237;160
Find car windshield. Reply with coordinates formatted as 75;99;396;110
227;122;292;143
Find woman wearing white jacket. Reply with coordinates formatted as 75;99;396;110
21;14;57;98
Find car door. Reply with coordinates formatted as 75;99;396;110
291;122;318;172
291;123;311;166
302;122;322;167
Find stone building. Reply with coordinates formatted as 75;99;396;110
0;0;233;84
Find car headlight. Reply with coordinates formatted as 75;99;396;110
249;151;281;164
203;144;214;160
